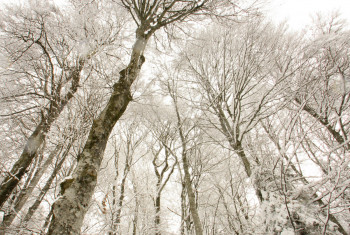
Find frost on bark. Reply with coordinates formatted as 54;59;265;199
47;0;217;233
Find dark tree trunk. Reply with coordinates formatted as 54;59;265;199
47;36;147;235
0;145;62;229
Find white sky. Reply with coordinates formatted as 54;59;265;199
0;0;349;30
266;0;350;30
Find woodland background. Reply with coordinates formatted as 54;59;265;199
0;0;349;234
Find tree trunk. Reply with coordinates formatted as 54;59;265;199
22;143;72;225
0;145;62;228
41;207;53;235
112;161;130;235
132;182;139;235
47;36;147;235
0;123;46;210
154;191;161;235
182;153;203;235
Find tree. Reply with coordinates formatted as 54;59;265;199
0;0;118;209
148;122;177;235
181;20;298;203
46;0;243;233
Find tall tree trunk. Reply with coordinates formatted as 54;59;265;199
21;143;72;225
169;81;203;235
132;181;139;235
230;141;263;202
0;145;62;228
0;60;84;209
180;181;188;235
112;161;130;235
182;153;203;235
154;191;161;235
47;36;147;235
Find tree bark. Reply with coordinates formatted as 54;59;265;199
154;191;161;235
47;36;147;235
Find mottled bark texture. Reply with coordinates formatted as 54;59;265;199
0;60;84;210
47;36;147;235
182;153;203;235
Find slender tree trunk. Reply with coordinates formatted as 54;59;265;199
154;191;161;235
182;153;203;235
132;182;138;235
21;143;72;225
41;207;53;235
0;145;62;228
169;81;203;235
0;123;46;210
47;36;147;235
112;162;130;235
180;181;187;235
0;60;84;209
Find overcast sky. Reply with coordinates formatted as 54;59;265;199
266;0;350;29
0;0;349;30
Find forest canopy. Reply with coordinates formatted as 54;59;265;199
0;0;349;234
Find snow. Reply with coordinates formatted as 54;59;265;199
281;229;294;235
133;37;146;54
0;211;4;223
25;134;42;154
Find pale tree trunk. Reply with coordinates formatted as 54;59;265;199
41;207;53;235
47;36;147;235
0;60;84;209
215;104;264;202
181;153;203;235
180;181;189;235
152;144;176;235
111;159;130;235
21;143;72;225
131;180;139;235
169;86;203;235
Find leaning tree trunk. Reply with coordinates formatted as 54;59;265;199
181;152;203;235
172;96;203;235
111;159;130;235
295;98;350;150
0;144;63;229
21;143;72;225
0;60;84;209
47;35;148;235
